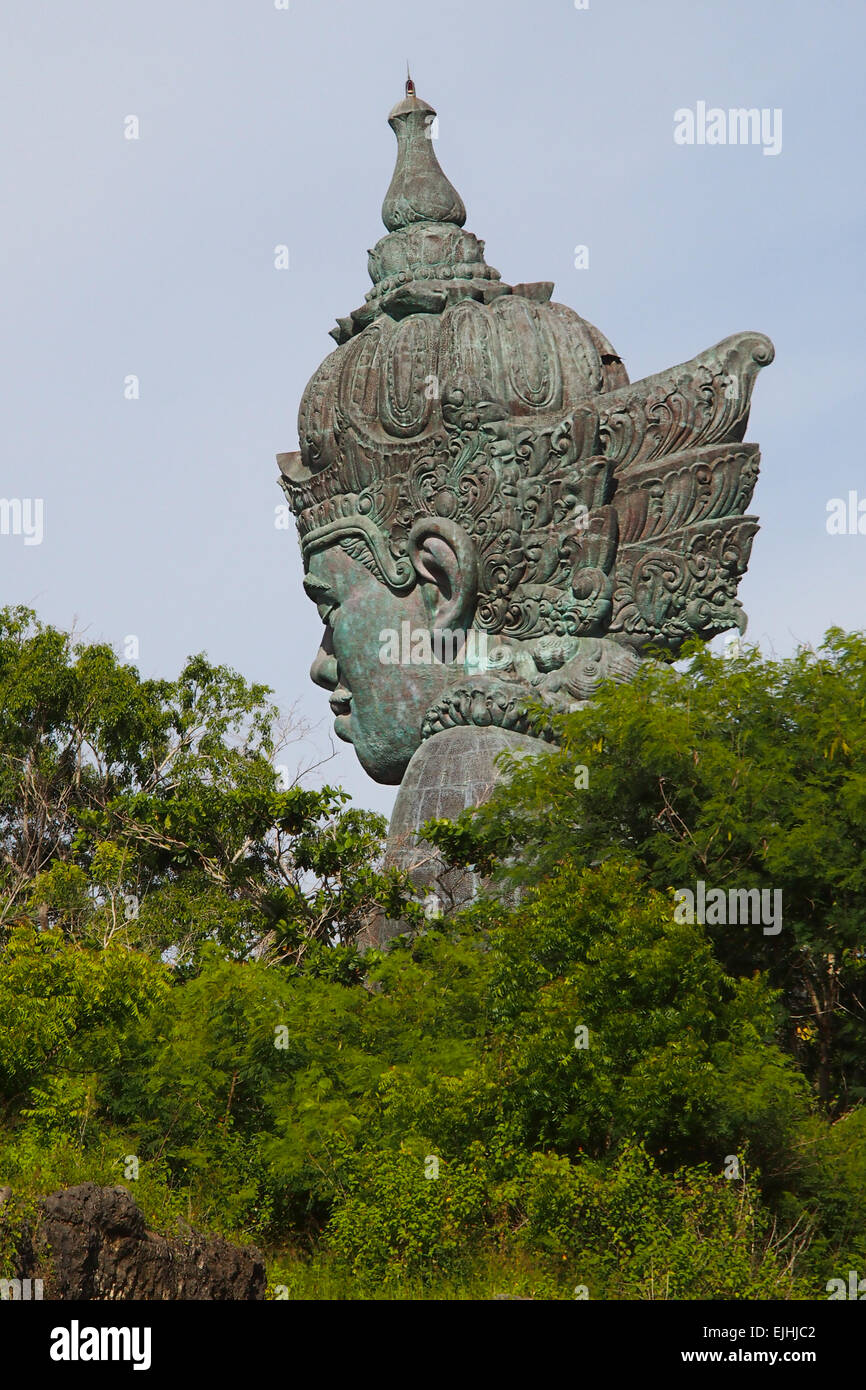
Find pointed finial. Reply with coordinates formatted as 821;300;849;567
406;63;415;98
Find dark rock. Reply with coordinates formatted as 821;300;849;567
9;1182;265;1301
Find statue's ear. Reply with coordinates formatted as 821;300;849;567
407;517;478;634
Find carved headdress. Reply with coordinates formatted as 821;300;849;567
278;81;773;720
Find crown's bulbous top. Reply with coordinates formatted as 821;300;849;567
304;82;629;444
328;82;510;345
382;80;467;232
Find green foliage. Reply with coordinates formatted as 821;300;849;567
319;1140;801;1298
515;1143;799;1300
479;861;809;1170
0;605;415;966
1;610;865;1299
0;923;168;1102
423;630;866;1111
325;1147;490;1283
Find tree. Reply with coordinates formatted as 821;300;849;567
0;605;413;968
423;630;866;1111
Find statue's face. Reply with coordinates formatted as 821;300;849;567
304;544;463;784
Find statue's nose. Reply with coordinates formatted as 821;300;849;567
310;628;339;691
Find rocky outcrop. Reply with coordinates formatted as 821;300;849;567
3;1183;265;1300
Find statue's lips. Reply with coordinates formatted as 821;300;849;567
328;687;352;717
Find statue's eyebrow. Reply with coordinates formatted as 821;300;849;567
303;574;336;604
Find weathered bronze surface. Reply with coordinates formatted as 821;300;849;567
277;82;773;931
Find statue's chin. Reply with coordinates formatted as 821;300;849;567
337;716;413;786
357;749;410;786
332;714;354;744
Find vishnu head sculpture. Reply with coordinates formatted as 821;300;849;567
277;79;774;794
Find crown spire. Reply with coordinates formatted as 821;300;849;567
381;80;467;232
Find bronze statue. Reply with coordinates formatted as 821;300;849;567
277;80;773;932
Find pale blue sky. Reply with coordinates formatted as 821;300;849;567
2;0;864;816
